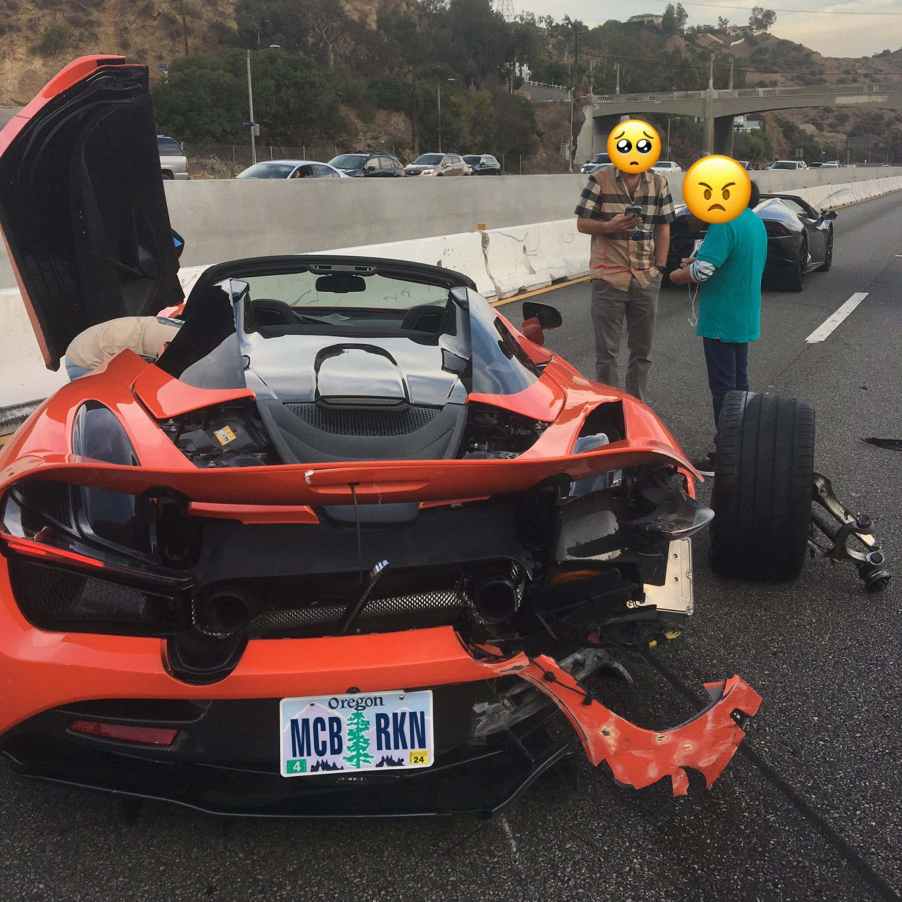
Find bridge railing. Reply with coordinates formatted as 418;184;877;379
590;82;897;104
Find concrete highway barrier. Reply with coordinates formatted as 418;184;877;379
0;169;901;423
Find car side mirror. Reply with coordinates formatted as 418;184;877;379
522;302;562;330
822;209;837;221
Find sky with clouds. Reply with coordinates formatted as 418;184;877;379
511;1;902;58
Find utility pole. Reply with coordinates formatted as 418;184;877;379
589;59;594;96
246;50;257;165
615;62;621;95
666;116;672;158
437;84;442;153
703;54;716;154
728;56;734;91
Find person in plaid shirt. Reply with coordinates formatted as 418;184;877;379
575;165;675;401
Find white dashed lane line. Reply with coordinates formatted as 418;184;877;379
805;292;869;344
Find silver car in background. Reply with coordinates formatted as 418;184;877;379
236;160;344;180
158;134;190;180
404;153;470;176
580;152;611;174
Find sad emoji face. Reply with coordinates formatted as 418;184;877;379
607;119;661;174
683;155;751;224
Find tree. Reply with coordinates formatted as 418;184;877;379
717;16;730;33
344;711;373;769
234;0;310;50
662;3;688;35
749;7;776;33
305;0;354;69
152;50;346;144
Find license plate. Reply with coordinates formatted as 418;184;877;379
279;689;434;777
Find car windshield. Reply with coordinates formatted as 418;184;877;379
239;270;449;313
157;137;181;155
656;161;675;167
329;154;366;170
463;156;480;164
413;154;443;165
592;154;610;163
238;163;297;179
158;264;539;401
771;161;797;169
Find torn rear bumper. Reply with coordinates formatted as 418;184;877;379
519;655;762;796
1;650;761;815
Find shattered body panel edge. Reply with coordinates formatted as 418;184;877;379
519;655;763;796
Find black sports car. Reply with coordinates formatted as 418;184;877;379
668;193;837;291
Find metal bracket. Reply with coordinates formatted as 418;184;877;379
809;473;891;592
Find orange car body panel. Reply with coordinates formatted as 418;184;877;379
0;57;754;800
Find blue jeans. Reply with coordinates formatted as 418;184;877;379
703;338;749;427
65;360;92;381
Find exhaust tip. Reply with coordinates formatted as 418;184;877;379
192;586;256;638
474;578;520;624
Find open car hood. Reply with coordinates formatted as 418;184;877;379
0;56;182;370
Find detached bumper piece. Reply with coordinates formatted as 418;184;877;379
518;655;762;796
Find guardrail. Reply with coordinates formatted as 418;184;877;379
590;82;901;104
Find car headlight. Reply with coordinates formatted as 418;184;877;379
420;168;436;175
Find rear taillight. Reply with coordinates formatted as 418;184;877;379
0;477;196;635
69;720;179;747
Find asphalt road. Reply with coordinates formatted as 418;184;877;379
1;193;901;902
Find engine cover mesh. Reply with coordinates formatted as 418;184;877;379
284;403;438;436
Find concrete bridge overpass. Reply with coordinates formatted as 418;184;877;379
576;82;902;160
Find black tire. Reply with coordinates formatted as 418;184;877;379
816;228;833;272
710;391;815;581
784;238;806;291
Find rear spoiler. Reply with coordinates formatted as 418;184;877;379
1;446;699;506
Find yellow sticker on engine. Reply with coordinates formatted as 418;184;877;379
213;425;237;446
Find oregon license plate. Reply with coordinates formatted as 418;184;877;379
279;689;434;777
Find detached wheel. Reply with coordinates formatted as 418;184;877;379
711;391;815;581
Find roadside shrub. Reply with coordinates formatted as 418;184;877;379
32;23;70;57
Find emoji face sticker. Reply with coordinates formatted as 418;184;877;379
606;119;661;173
683;155;751;224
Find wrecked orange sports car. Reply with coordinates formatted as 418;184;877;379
0;56;761;816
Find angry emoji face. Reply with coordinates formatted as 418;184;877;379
683;155;752;224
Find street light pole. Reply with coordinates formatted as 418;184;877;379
437;84;442;153
246;49;256;165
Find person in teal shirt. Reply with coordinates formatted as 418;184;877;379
669;180;768;471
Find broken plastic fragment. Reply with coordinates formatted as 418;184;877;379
518;654;762;796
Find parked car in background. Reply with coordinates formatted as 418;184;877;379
404;153;469;176
580;152;611;174
237;160;343;180
737;160;751;169
668;193;835;291
652;160;682;175
768;160;808;170
157;134;189;180
327;152;405;178
463;153;502;175
821;161;841;168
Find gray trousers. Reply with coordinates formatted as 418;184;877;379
591;276;661;402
